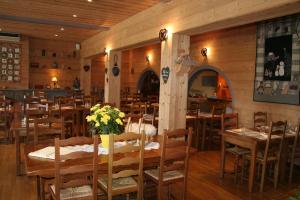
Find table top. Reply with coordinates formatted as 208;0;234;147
24;138;197;177
223;128;296;142
24;144;161;177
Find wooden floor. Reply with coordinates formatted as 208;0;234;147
0;141;299;200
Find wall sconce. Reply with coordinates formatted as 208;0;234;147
201;48;208;57
159;28;168;41
146;55;151;63
51;77;58;88
103;48;108;55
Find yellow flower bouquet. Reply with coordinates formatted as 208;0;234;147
86;104;125;135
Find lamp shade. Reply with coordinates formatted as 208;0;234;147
51;77;58;82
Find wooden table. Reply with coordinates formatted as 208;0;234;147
24;141;196;200
24;144;161;200
220;129;295;192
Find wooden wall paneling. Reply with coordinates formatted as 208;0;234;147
91;55;105;92
189;24;300;127
158;33;190;134
80;58;91;95
120;43;161;93
29;38;80;89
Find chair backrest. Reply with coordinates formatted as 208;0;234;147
130;102;146;114
26;109;49;139
142;114;154;125
254;112;267;129
126;114;142;133
107;132;146;196
0;98;9;120
263;121;287;162
291;121;300;161
33;117;65;145
221;113;238;132
54;136;99;200
210;104;226;128
159;128;192;184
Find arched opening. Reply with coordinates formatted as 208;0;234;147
188;65;234;112
137;69;160;96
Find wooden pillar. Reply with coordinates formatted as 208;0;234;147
80;58;92;95
104;51;121;108
158;33;190;134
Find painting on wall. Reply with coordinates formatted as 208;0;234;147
253;14;300;105
0;42;21;82
264;35;292;81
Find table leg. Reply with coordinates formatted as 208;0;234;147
220;137;226;179
36;176;41;200
195;119;200;150
249;145;257;192
201;119;206;150
15;130;21;176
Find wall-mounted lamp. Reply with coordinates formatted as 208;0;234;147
201;48;208;57
103;48;108;55
146;55;151;63
159;28;168;41
51;77;58;88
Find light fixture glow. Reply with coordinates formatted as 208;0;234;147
72;14;77;18
60;27;64;31
54;34;58;37
87;0;92;2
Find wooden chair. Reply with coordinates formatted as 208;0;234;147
289;121;300;183
206;104;226;149
243;120;287;192
33;117;65;145
221;113;249;183
125;114;143;134
254;112;267;129
98;132;146;200
130;102;146;115
50;136;99;200
25;109;50;143
144;128;192;200
0;98;10;141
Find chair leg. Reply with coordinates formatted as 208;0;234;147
289;158;294;184
168;185;171;200
274;162;280;189
234;155;239;184
126;193;130;200
260;163;267;192
157;183;162;200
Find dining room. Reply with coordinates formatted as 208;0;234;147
1;0;300;200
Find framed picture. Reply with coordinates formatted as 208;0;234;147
253;14;300;105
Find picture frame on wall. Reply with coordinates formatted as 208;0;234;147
253;14;300;105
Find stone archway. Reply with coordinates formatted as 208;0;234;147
188;65;235;105
137;68;160;96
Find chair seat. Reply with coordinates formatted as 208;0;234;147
98;176;137;191
144;169;184;182
226;146;249;155
50;185;93;200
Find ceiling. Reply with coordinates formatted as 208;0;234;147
0;0;161;42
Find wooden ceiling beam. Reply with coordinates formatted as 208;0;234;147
0;14;109;30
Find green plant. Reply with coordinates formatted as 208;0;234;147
86;104;125;135
289;187;300;200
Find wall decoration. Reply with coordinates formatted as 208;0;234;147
161;66;170;84
83;64;90;72
0;42;21;82
112;66;120;76
253;14;300;105
112;54;120;77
